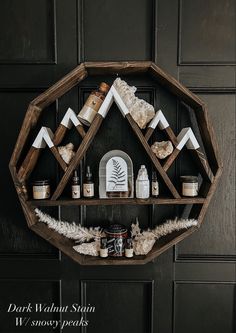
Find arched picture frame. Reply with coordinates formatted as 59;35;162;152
99;150;134;198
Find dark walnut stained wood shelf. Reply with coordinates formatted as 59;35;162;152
9;61;222;266
28;197;206;207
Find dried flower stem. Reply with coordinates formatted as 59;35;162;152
35;208;104;243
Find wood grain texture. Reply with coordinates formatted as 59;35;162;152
32;63;88;109
163;148;181;172
53;123;86;146
85;61;151;75
52;124;68;146
194;105;222;174
189;168;222;225
190;149;214;182
76;124;86;138
145;127;154;141
17;147;41;182
9;61;222;266
9;103;41;169
29;222;198;266
126;113;181;199
149;63;206;108
28;197;206;207
164;126;179;146
50;146;68;171
51;113;104;200
145;126;178;146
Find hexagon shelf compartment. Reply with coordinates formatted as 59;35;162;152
9;61;222;265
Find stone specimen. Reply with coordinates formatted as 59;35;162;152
73;241;100;256
114;78;155;129
133;238;156;255
58;142;75;164
151;140;174;159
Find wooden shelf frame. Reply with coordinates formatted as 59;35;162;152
9;61;222;265
28;197;206;207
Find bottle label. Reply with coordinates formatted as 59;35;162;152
182;182;198;196
85;95;103;112
100;248;108;258
136;180;150;199
125;248;134;258
33;185;50;200
72;185;80;199
152;181;159;196
83;183;94;197
82;95;103;113
78;95;104;125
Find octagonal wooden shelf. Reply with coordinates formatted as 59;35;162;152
9;61;222;265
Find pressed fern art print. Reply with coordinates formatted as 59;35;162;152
99;150;134;199
106;157;128;192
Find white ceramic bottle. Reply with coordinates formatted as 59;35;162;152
135;165;150;199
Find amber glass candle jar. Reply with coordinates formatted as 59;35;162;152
32;180;50;200
180;176;198;197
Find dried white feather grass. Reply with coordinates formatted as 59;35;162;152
35;208;104;243
131;218;198;255
35;209;198;257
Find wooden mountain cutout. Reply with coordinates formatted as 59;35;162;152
51;84;181;200
176;128;200;150
148;109;169;129
9;61;222;265
18;127;68;182
32;127;54;149
54;107;86;145
61;107;82;129
145;110;178;145
22;82;212;200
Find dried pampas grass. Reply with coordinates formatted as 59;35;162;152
131;218;198;255
35;209;198;257
35;208;104;243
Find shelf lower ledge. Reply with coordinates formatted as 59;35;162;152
30;222;198;266
28;197;205;207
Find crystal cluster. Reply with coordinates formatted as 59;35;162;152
58;142;75;164
114;78;155;129
151;141;174;159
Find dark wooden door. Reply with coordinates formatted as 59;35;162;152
0;1;235;333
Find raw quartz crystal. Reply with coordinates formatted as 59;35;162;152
58;142;75;164
151;140;174;159
73;241;100;256
114;78;155;129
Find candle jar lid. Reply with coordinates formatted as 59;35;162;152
126;238;133;249
100;237;108;249
32;179;50;185
105;224;127;236
180;176;198;183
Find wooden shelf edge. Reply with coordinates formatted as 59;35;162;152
80;255;147;266
28;197;205;207
30;222;199;266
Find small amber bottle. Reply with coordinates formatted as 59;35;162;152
151;171;159;197
71;170;80;199
83;166;94;198
100;237;108;258
78;82;110;126
125;238;134;258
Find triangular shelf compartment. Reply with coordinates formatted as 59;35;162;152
9;61;222;265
